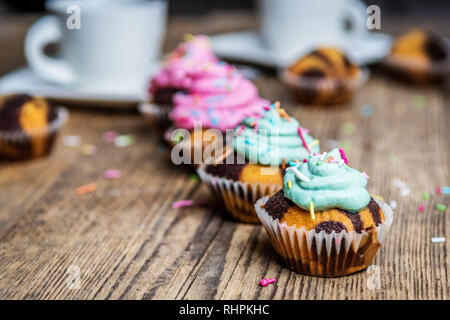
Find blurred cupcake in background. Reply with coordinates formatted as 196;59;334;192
384;29;450;83
197;102;320;223
281;47;368;105
167;61;270;167
255;148;393;277
0;94;68;161
139;34;218;130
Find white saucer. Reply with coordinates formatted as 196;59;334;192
211;31;393;67
0;65;159;106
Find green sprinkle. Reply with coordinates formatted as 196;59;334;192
413;95;426;109
421;192;430;201
190;174;199;182
388;153;397;163
436;204;446;211
317;161;322;166
114;135;135;147
342;122;356;135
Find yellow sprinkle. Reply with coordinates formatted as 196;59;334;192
288;180;292;189
373;195;385;202
309;201;315;220
308;139;319;148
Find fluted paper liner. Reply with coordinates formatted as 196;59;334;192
255;196;394;277
197;164;281;224
0;107;68;161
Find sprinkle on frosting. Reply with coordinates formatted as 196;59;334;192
283;148;370;212
233;102;320;166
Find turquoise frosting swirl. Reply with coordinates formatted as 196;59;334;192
233;104;320;166
283;148;370;212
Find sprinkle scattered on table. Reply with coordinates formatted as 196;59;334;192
412;94;427;109
76;183;97;195
389;200;397;209
342;122;355;135
442;186;450;195
172;200;195;209
360;104;373;118
388;153;397;163
81;144;97;155
436;203;446;212
400;188;411;197
418;204;425;212
103;131;118;143
62;135;82;147
259;278;276;287
431;237;445;243
421;192;430;201
114;134;135;147
190;174;199;182
103;170;121;179
435;185;442;195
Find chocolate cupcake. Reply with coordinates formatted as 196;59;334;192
255;148;393;277
385;29;450;83
281;47;367;105
139;35;218;131
0;94;68;161
197;102;320;223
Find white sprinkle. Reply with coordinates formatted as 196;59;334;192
389;200;397;209
320;152;327;160
393;179;406;189
338;159;344;166
431;237;445;243
292;167;311;182
400;188;411;197
62;135;82;147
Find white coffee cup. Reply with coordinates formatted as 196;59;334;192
259;0;368;56
25;0;167;93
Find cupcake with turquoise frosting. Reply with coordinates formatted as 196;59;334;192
197;101;320;223
255;148;394;276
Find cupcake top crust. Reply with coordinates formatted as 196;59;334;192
283;148;370;212
288;47;360;81
0;94;57;133
169;61;269;131
390;29;448;66
233;102;320;166
149;34;218;94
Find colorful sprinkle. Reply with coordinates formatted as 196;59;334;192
418;204;425;212
281;158;286;170
389;200;397;209
190;174;199;182
436;186;442;195
442;186;450;194
292;167;311;182
297;127;311;153
421;192;430;201
171;200;195;209
373;195;385;202
103;170;121;179
307;139;319;149
114;135;135;147
323;156;334;163
412;95;426;109
76;183;97;195
103;131;118;143
431;237;445;243
436;203;447;211
62;135;82;147
259;278;276;287
287;180;292;189
362;172;370;180
338;148;348;164
81;144;97;156
309;201;315;220
342;122;355;135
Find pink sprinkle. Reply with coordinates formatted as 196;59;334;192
303;159;308;163
419;204;425;212
339;148;348;164
172;200;195;209
263;105;271;110
362;172;370;180
313;152;320;156
436;186;442;195
299;127;310;134
103;170;121;179
103;131;118;143
254;122;259;133
297;127;311;153
259;278;276;287
236;125;245;136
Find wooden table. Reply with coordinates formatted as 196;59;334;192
0;12;449;300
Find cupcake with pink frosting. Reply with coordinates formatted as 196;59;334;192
166;61;270;167
138;34;218;130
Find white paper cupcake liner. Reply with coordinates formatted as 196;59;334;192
0;106;68;161
197;164;281;223
137;100;173;131
279;67;369;105
255;196;394;276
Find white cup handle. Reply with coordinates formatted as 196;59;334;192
342;0;367;40
25;15;76;85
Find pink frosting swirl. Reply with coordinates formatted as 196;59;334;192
149;35;218;93
169;62;270;132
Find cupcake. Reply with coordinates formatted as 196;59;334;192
255;148;393;277
139;34;218;130
281;47;367;105
0;94;68;161
167;61;270;167
385;29;450;83
197;102;320;223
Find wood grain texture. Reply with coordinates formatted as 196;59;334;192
0;12;449;300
